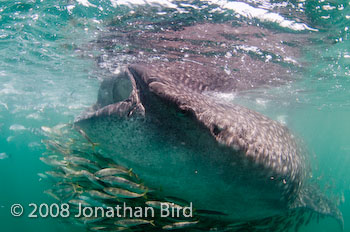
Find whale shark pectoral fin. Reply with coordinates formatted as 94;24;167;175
292;184;344;230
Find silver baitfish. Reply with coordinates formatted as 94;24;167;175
40;156;67;167
145;201;184;210
114;219;155;227
94;167;131;178
78;216;105;224
103;187;147;199
68;199;91;207
78;195;108;208
162;221;199;230
70;170;105;189
64;156;100;171
76;127;99;149
85;190;116;200
45;171;66;180
99;176;146;192
44;189;61;201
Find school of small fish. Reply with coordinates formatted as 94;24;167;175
40;124;208;231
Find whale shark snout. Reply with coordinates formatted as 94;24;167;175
75;64;343;228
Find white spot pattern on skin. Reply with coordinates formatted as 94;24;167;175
122;64;306;193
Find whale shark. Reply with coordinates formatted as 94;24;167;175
75;67;343;229
73;20;343;231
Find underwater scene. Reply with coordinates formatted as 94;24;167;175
0;0;350;231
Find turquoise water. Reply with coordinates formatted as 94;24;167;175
0;0;350;231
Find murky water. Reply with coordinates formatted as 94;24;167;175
0;1;349;231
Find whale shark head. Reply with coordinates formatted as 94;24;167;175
75;62;343;228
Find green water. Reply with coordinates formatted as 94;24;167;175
0;0;350;231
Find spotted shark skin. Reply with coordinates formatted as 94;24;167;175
75;63;343;230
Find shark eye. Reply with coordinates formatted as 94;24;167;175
180;109;188;115
212;125;221;136
176;105;193;118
